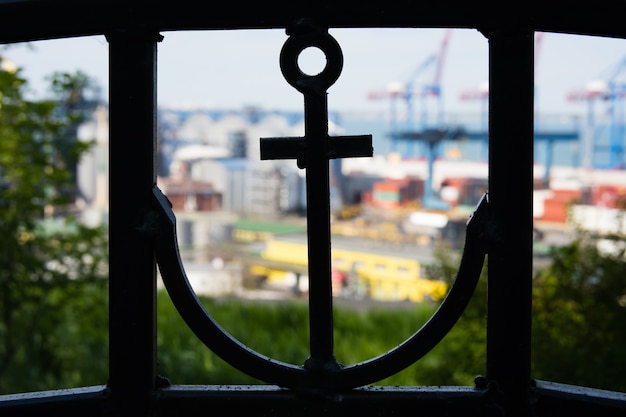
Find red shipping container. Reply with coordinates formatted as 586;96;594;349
592;185;626;208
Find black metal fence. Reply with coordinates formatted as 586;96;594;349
2;1;626;416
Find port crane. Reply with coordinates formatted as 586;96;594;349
459;32;545;130
567;54;626;169
367;29;464;211
459;32;580;186
368;28;452;158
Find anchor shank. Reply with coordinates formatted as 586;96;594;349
303;91;335;366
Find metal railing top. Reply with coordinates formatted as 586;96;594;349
2;0;626;44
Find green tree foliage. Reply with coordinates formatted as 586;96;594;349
156;291;438;386
532;231;626;391
157;293;310;385
422;232;626;391
418;246;488;386
0;56;108;394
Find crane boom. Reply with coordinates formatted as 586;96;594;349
433;28;452;88
367;29;452;101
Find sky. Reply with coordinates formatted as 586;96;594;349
3;28;626;119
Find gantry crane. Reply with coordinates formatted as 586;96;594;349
368;29;468;210
459;32;579;187
368;28;452;158
459;32;545;127
567;54;626;169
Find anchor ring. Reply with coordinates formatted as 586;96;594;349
279;28;343;94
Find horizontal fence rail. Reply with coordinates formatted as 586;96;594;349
2;1;626;43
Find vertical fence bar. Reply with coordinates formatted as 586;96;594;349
106;28;162;415
486;29;534;416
